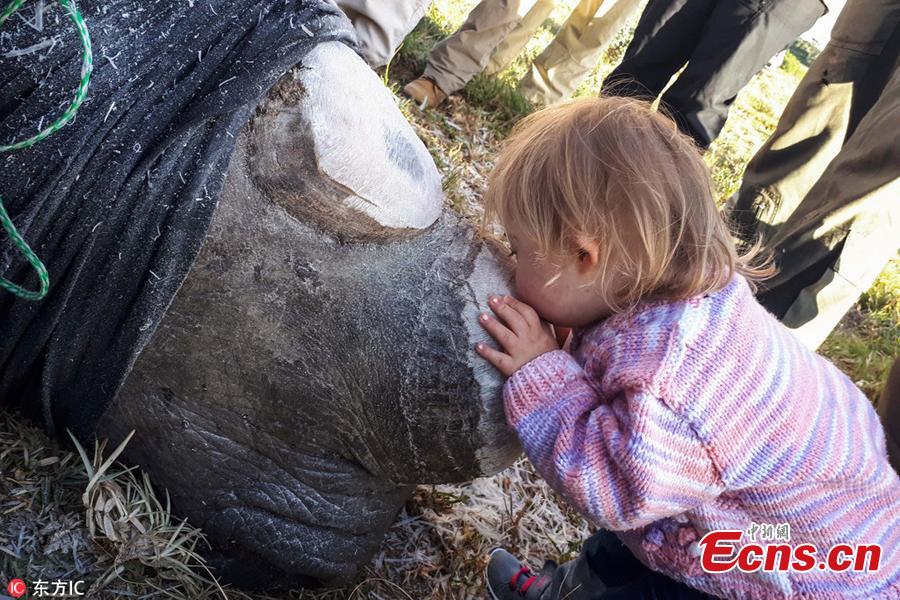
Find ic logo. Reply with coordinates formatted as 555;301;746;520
7;578;27;598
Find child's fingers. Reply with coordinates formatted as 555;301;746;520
479;312;516;351
488;295;527;332
501;295;540;326
475;342;514;376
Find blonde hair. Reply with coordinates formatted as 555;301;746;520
483;96;771;314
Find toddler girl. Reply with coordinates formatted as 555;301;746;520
474;97;900;599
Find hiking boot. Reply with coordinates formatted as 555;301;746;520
486;548;557;599
402;77;448;109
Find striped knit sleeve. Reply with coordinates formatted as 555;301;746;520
504;350;724;530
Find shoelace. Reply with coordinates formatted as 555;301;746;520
509;566;541;596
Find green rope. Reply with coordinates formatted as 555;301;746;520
0;197;49;300
0;0;26;24
0;0;93;300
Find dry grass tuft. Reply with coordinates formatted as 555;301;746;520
1;413;251;599
67;430;231;598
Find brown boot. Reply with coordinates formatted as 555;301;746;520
403;77;448;109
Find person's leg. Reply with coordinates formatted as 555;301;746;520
878;357;900;473
487;531;713;599
758;53;900;348
519;0;643;104
600;576;714;599
552;530;638;597
337;0;431;68
731;0;900;246
553;531;711;599
601;0;714;100
660;0;826;148
424;0;544;95
485;0;557;74
730;1;900;348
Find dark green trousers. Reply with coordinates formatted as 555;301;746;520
731;0;900;350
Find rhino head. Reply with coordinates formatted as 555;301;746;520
95;42;519;589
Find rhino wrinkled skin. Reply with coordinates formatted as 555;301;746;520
94;42;520;589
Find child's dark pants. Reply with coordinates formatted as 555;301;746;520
553;530;716;599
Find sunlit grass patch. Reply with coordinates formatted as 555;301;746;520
821;259;900;401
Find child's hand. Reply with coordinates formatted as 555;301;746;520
475;295;560;377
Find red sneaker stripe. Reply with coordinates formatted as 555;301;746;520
508;566;531;591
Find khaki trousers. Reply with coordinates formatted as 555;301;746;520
485;0;557;75
506;0;643;103
731;0;900;351
337;0;431;67
425;0;638;101
425;0;546;95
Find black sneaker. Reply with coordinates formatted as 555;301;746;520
486;548;556;599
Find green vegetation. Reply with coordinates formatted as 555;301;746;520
790;38;822;67
780;52;808;79
821;259;900;401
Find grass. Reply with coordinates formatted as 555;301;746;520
2;1;897;598
821;259;900;401
1;413;240;599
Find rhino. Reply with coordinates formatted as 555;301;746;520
0;1;518;590
96;41;520;588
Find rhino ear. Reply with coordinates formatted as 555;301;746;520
248;41;443;242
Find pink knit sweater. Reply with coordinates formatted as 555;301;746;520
504;275;900;599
